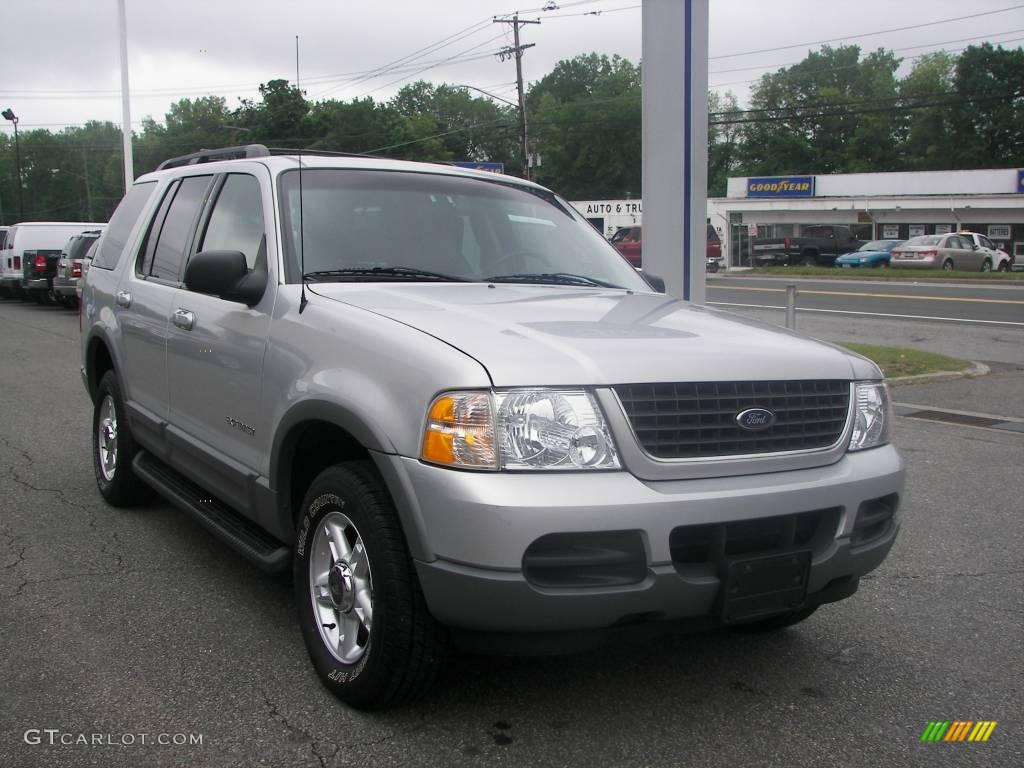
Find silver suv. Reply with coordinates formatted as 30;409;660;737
81;145;904;709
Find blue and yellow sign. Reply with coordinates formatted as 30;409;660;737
747;176;815;198
1017;169;1024;192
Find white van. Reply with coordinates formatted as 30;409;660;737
1;222;107;298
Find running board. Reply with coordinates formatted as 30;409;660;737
132;451;290;573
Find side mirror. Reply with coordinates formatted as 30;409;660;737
184;250;266;306
637;269;665;293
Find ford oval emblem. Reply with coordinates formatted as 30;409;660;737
735;408;776;431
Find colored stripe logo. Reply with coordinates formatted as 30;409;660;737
921;721;997;742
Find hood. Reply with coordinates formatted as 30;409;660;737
308;283;877;386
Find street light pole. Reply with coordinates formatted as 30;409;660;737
2;108;24;221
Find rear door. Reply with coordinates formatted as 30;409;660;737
166;169;274;502
118;175;213;428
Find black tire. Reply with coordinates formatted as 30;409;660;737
801;253;817;267
707;260;719;274
942;258;954;272
92;370;154;506
980;259;992;273
731;604;818;632
997;261;1009;273
294;462;447;709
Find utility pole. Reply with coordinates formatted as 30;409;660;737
494;14;539;179
82;149;93;221
116;0;134;191
2;108;24;220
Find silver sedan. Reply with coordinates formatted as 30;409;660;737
890;233;986;271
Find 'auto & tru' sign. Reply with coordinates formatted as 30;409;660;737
746;176;815;198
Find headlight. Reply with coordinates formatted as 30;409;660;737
848;381;892;451
422;389;620;470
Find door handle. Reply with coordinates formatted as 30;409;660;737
116;290;131;308
172;308;195;331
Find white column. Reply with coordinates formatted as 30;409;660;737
642;0;709;302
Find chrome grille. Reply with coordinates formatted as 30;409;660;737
613;380;850;459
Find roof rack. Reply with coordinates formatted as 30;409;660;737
155;144;386;171
156;144;270;171
266;147;377;159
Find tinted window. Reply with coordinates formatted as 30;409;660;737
93;182;157;270
707;223;720;242
979;235;994;249
0;230;7;250
198;174;265;270
149;175;212;281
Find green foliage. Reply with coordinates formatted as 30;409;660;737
2;43;1020;224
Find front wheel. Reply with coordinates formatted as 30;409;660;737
801;253;817;267
997;261;1009;272
942;258;954;272
92;371;153;506
294;463;447;709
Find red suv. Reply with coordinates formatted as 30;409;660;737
611;224;722;268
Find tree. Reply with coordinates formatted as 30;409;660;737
738;45;901;175
949;44;1024;168
527;54;641;198
708;91;742;196
897;52;956;170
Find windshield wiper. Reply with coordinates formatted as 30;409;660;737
303;266;468;282
483;272;623;289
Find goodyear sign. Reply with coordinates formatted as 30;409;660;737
1017;169;1024;192
746;176;815;198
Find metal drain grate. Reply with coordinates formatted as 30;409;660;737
902;410;1003;428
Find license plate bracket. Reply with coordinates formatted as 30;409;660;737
721;551;811;624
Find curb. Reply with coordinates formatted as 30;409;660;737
712;272;1024;286
887;361;990;386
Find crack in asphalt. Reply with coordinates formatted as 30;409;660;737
1;435;131;578
864;567;1024;582
3;569;141;599
261;688;339;768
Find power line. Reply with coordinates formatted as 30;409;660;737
710;4;1024;60
709;36;1024;89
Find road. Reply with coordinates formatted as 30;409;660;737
0;299;1021;768
707;275;1024;327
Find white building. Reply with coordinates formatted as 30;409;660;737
572;167;1024;267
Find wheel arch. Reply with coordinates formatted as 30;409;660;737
270;402;432;560
84;330;118;403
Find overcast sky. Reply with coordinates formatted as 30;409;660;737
2;0;1022;135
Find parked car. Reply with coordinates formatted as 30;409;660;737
610;223;724;270
890;233;987;271
834;240;903;269
1;221;106;299
82;144;903;709
957;231;1011;272
54;230;104;307
21;249;64;303
751;224;865;267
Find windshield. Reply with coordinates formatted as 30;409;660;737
903;236;941;247
278;169;648;290
859;240;900;252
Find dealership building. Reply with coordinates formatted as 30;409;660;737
571;167;1024;267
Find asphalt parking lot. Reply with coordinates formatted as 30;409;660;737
0;299;1021;768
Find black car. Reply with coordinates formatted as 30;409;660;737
22;249;64;304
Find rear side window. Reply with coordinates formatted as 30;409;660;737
92;182;157;270
146;175;213;282
197;174;265;270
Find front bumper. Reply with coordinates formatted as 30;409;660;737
384;445;904;634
